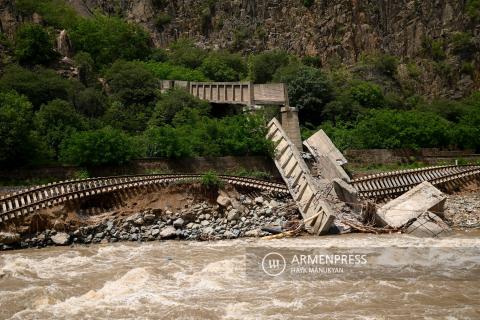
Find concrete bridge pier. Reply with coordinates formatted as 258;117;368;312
281;106;302;150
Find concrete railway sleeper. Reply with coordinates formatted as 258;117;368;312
0;174;289;224
352;165;480;199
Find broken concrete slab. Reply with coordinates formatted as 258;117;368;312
304;129;350;182
267;118;334;235
333;178;361;212
405;211;451;237
376;181;446;228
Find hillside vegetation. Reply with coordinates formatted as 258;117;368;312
0;0;479;168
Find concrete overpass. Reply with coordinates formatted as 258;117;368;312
160;80;302;149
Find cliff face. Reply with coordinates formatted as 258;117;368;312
1;0;479;98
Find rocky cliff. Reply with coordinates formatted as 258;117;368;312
1;0;479;97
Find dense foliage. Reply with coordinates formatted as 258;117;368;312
0;1;479;169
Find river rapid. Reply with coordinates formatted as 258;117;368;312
1;232;479;320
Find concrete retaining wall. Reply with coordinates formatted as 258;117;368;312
0;156;281;182
345;148;480;165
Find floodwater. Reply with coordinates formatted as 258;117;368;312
1;232;479;320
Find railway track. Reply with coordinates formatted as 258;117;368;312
351;165;480;199
0;174;288;224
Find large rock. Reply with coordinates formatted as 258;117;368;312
227;209;240;221
51;232;70;246
216;195;231;207
173;218;185;228
0;232;20;244
405;211;451;237
160;226;176;239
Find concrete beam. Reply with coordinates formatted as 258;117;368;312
377;181;447;228
304;129;350;182
280;107;302;151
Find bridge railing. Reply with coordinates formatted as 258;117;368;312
160;80;288;106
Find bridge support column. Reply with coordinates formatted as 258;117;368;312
280;106;302;150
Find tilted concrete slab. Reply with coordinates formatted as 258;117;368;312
333;178;361;212
405;211;451;237
304;129;350;182
377;181;446;228
267;118;334;235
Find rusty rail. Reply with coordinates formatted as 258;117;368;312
0;174;288;224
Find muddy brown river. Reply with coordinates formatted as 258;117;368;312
1;232;479;319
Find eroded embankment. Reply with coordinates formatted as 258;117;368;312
0;184;298;250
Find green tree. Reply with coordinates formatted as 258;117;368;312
273;64;334;124
105;60;158;106
74;52;96;86
144;125;193;158
0;65;72;108
141;61;208;81
70;15;151;67
349;81;385;108
168;38;207;68
103;101;153;133
0;91;35;166
74;88;107;118
249;50;290;83
199;51;247;81
60;127;138;166
34;99;85;157
353;109;452;149
16;0;80;29
14;24;56;66
150;88;211;126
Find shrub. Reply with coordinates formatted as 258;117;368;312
249;50;290;83
103;101;153;133
0;65;72;108
71;15;151;67
16;0;80;29
155;13;172;31
73;52;96;86
466;0;480;19
450;32;476;60
374;54;398;77
303;0;315;8
104;60;158;106
200;171;222;189
14;24;56;66
349;81;385;108
422;37;446;61
60;127;138;166
0;91;35;166
143;125;193;158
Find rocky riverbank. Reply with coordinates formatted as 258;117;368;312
0;191;298;250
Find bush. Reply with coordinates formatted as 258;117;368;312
105;60;158;106
374;54;398;77
303;0;315;8
16;0;80;29
201;171;222;189
144;125;193;158
141;61;208;81
34;99;85;157
352;109;452;149
168;39;207;68
249;50;290;83
74;52;96;86
466;0;480;19
450;32;476;60
349;81;385;108
199;51;247;81
60;127;138;166
71;15;151;67
422;37;446;61
14;24;56;66
0;65;72;108
150;88;211;126
155;13;172;31
0;91;35;166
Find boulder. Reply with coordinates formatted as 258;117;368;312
160;226;176;239
51;232;70;246
0;232;20;244
254;196;264;204
144;213;156;222
217;195;231;207
173;218;185;228
227;209;240;221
